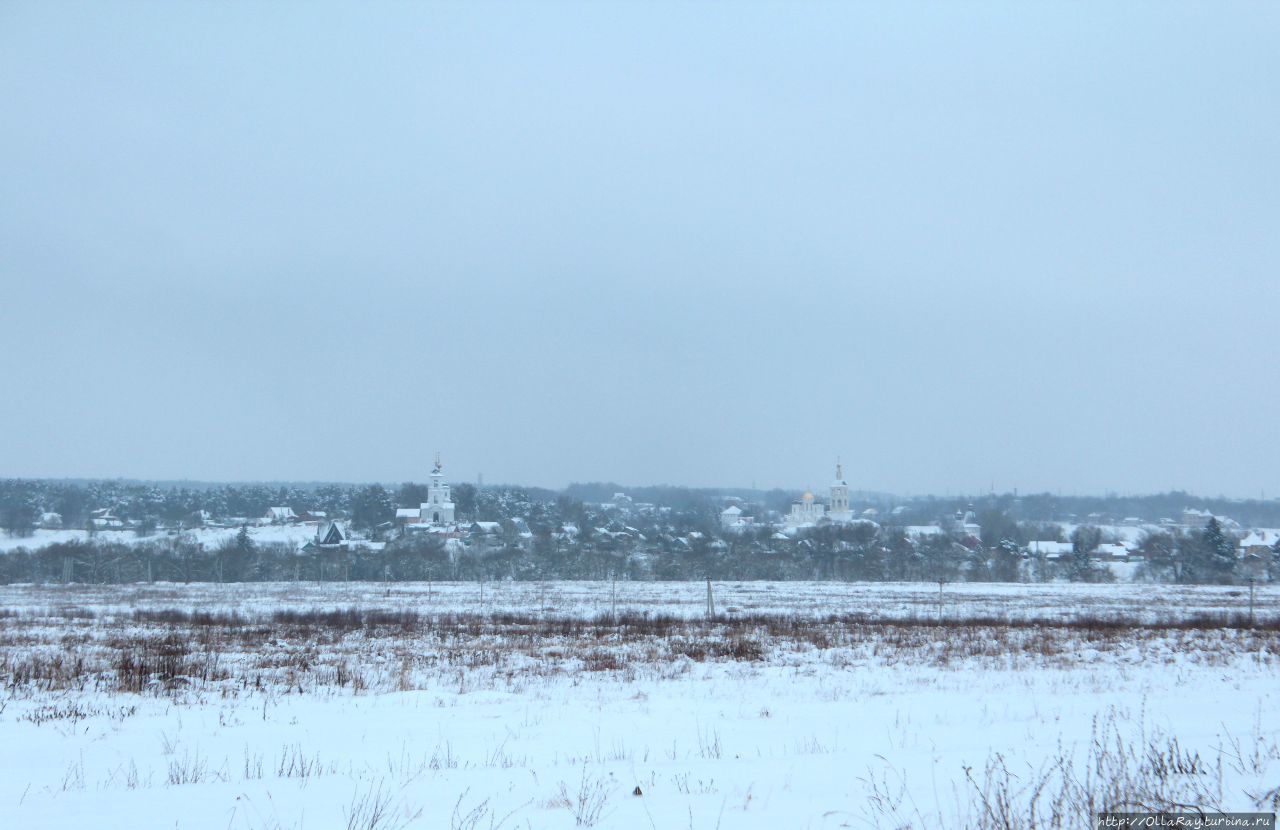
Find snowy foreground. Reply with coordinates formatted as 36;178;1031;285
1;582;1277;829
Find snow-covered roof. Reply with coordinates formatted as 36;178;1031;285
720;505;742;516
315;521;346;547
396;508;421;518
1026;540;1073;555
1240;529;1280;548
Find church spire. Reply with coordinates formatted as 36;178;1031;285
835;457;843;481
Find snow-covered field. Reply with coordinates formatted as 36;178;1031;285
1;582;1277;829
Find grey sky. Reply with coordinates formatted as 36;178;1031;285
1;2;1277;496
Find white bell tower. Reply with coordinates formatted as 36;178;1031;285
421;452;456;525
828;458;851;522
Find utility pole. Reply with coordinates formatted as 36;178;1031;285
1249;577;1256;628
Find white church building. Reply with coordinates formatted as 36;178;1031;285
785;461;856;528
397;454;457;528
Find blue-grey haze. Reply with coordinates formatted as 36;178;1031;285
1;2;1276;496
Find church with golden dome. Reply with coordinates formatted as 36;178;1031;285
785;460;855;528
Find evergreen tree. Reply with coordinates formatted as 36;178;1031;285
991;538;1023;582
1069;526;1101;582
919;533;960;582
1;496;39;538
236;523;255;553
1200;517;1237;584
395;482;430;510
350;485;394;531
452;482;477;520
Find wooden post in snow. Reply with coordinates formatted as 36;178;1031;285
706;579;716;620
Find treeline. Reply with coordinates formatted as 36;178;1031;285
2;517;1271;585
0;535;986;585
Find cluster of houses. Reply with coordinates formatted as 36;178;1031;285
712;463;1277;577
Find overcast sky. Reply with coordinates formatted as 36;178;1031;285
1;2;1277;497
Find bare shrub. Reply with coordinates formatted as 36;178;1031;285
558;768;613;827
166;748;210;786
276;743;323;779
344;781;421;830
448;788;525;830
863;710;1280;829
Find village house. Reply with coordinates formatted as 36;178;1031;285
90;508;124;529
719;504;756;532
299;520;386;553
262;506;297;525
1025;540;1073;561
1091;542;1133;562
1238;530;1278;580
1181;508;1214;529
315;520;345;548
